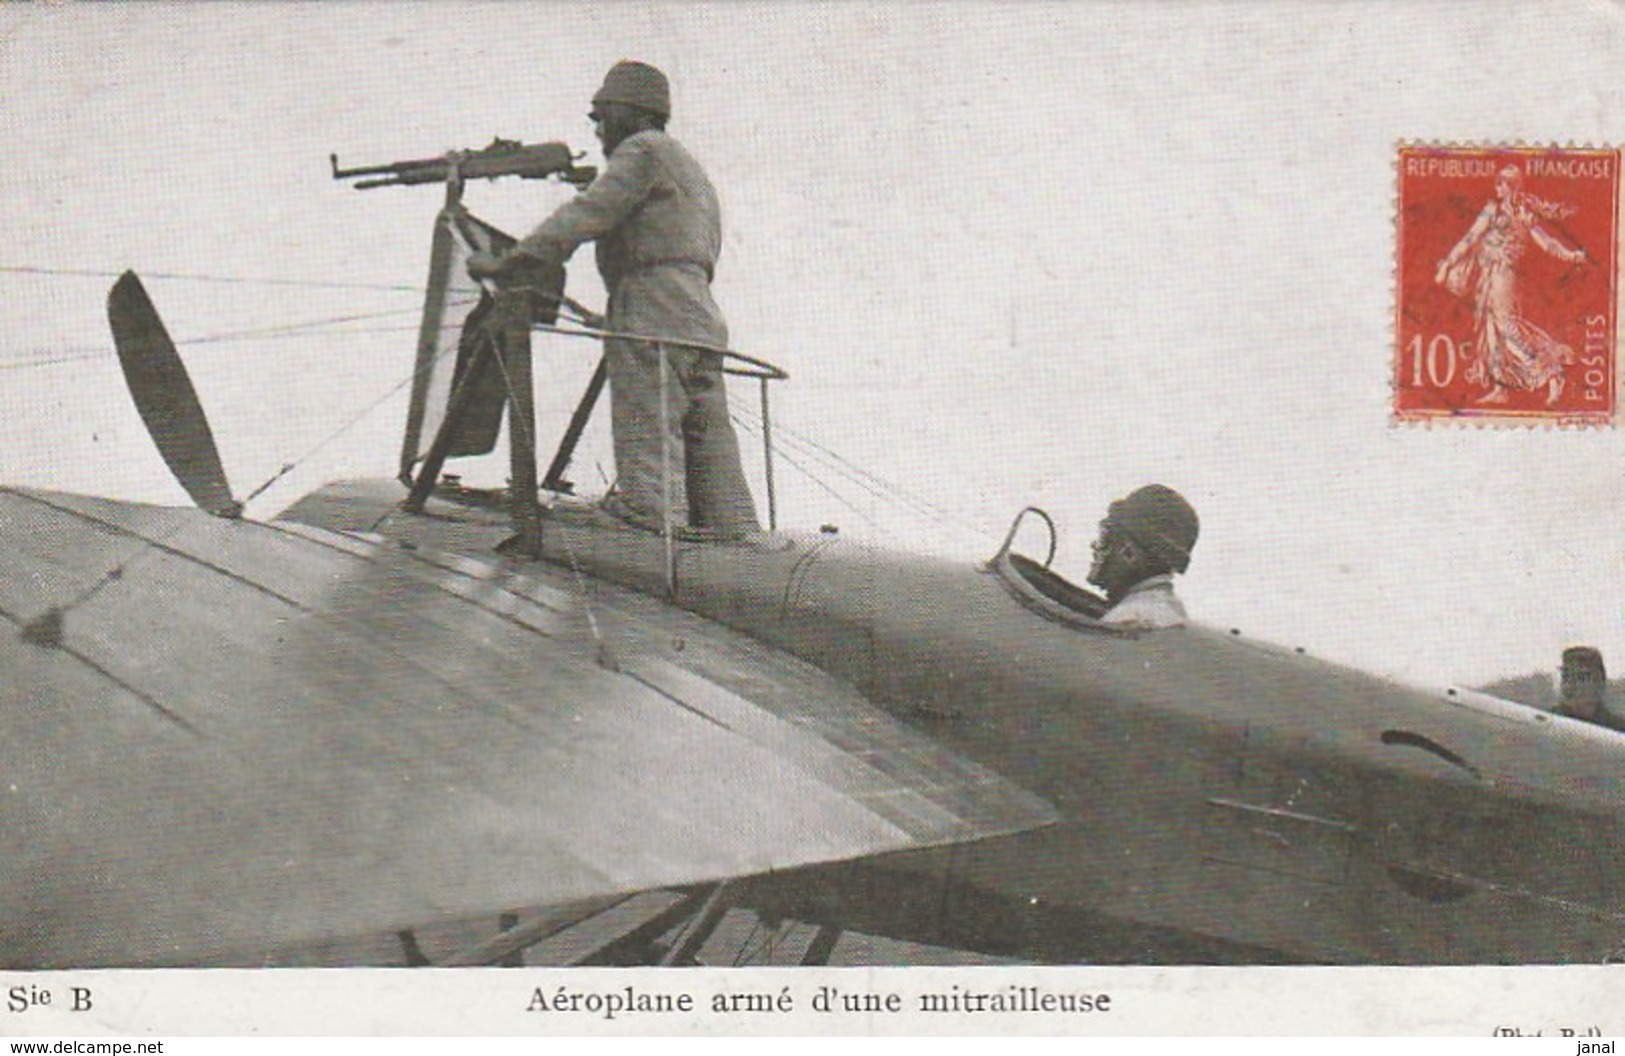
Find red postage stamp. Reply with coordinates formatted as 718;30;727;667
1394;145;1620;424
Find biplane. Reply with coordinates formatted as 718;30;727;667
3;142;1623;969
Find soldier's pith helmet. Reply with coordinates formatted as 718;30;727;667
593;61;671;119
1107;485;1199;574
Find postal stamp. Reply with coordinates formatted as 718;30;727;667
1394;145;1620;424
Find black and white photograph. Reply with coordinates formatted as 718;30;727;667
1;1;1623;1038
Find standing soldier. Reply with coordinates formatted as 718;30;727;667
469;60;760;539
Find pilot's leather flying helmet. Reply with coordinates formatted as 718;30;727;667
1108;485;1199;574
593;61;671;119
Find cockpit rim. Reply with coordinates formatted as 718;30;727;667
987;507;1130;636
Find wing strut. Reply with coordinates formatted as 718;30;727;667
541;355;608;494
400;280;543;551
399;169;566;554
658;881;736;966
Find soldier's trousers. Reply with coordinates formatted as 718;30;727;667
605;337;760;535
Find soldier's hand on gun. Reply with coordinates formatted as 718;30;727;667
466;251;508;282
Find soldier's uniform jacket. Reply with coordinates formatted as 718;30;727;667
1099;574;1187;631
514;128;757;534
517;129;727;349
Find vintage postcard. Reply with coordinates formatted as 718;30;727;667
2;0;1624;1041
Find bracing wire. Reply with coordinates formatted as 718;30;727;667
729;404;953;523
728;412;880;531
4;350;468;644
728;409;937;522
0;298;481;371
770;418;958;524
7;261;999;551
0;349;109;371
461;286;614;665
729;402;1005;548
240;314;475;506
1;274;474;639
178;303;468;347
0;264;426;293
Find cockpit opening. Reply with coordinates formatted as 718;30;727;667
989;507;1110;630
989;495;1198;635
1005;550;1111;622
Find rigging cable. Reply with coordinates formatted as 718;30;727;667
238;314;476;506
727;388;1008;544
0;264;426;293
0;298;480;371
727;412;880;531
177;304;464;348
6;287;473;656
728;404;954;523
729;403;1015;554
8;260;996;574
729;404;976;533
475;287;617;669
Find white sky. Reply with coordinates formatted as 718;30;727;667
2;1;1624;689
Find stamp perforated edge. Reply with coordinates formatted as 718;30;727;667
1389;139;1623;430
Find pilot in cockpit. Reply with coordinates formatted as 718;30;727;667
1087;485;1200;631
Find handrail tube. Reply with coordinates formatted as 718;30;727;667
528;321;788;381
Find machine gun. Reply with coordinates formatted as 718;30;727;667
330;138;596;190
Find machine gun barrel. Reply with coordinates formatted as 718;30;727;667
330;139;596;191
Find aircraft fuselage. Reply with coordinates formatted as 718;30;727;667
281;481;1625;964
527;512;1625;964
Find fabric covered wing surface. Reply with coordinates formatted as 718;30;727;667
0;487;1053;967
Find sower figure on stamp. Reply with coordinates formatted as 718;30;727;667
1434;165;1590;406
1087;485;1199;632
468;60;761;540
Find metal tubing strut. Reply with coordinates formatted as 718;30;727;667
401;338;493;512
542;355;608;493
500;286;542;553
658;342;676;599
759;375;777;532
659;882;734;966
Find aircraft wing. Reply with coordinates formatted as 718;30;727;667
0;486;1056;968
